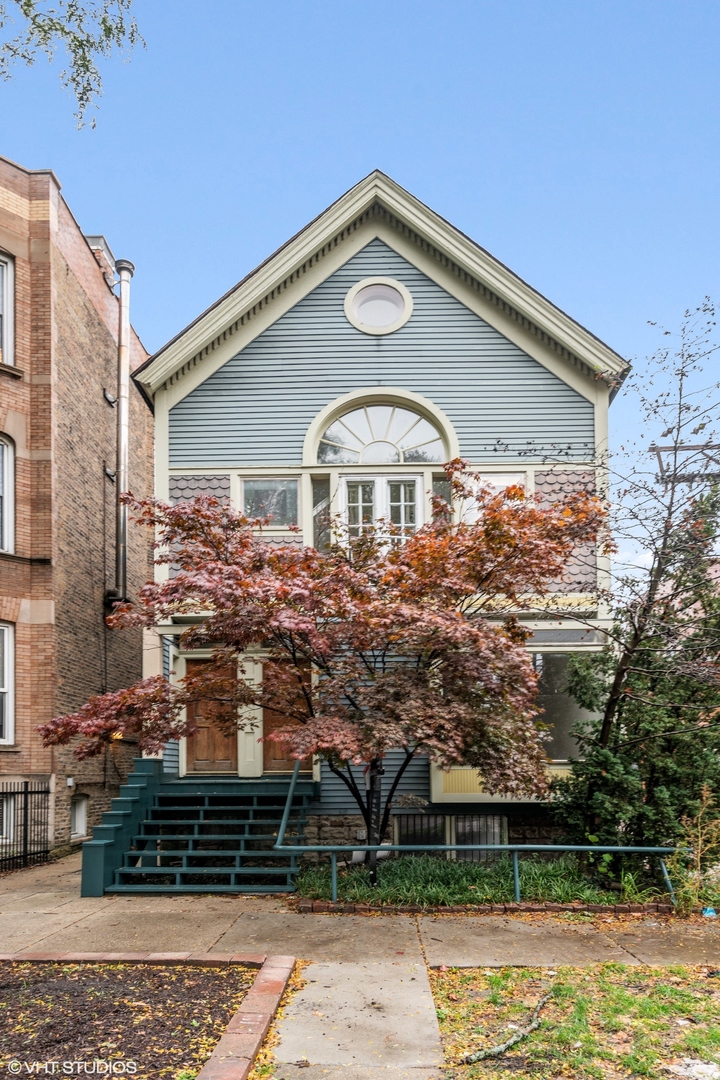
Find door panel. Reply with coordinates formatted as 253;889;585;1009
185;659;238;774
262;662;313;773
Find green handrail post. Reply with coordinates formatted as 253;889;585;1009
331;852;338;903
276;759;302;848
659;858;677;907
512;850;521;903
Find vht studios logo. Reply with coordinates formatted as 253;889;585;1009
6;1062;138;1075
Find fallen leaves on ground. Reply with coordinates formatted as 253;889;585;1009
0;962;254;1079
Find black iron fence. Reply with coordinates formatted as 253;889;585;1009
0;780;51;871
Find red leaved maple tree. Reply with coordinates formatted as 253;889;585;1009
39;461;604;854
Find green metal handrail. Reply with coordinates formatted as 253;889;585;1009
274;760;679;904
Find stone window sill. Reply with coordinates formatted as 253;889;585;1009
0;362;23;380
0;744;21;752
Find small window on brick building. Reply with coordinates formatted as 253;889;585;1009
0;436;14;553
0;255;14;366
70;795;88;839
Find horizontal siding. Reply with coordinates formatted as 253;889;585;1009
170;240;594;466
309;750;431;814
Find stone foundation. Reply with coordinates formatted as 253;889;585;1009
302;814;366;862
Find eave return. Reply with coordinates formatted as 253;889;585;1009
81;760;315;895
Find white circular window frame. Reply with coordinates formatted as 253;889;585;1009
343;277;413;336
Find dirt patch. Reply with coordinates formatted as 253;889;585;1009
0;962;255;1078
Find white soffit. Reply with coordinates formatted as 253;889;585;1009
134;171;629;398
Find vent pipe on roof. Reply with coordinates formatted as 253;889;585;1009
110;258;135;605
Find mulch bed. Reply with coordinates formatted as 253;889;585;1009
0;962;255;1078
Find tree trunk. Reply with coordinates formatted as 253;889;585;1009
366;757;384;885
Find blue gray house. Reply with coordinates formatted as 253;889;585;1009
82;173;628;894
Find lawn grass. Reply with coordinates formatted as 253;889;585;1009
431;964;720;1079
295;853;662;907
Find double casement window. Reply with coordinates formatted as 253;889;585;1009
341;475;422;539
0;255;14;367
0;436;14;553
0;623;14;744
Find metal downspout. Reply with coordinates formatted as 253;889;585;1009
113;259;135;603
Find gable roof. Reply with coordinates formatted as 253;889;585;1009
134;170;629;400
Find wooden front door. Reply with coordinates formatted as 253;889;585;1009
185;659;238;774
262;663;313;773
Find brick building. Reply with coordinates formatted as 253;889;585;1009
0;154;153;855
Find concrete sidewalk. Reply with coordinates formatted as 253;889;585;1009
3;854;720;1080
3;853;719;966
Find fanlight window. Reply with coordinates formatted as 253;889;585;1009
317;405;445;465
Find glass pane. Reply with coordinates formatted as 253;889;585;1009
322;419;363;450
366;405;394;441
403;440;445;463
362;441;401;464
534;653;595;761
312;477;331;551
318;442;359;464
339;408;373;445
0;263;4;366
397;417;440;449
244;479;298;526
312;477;330;510
353;284;404;328
386;408;422;443
346;482;374;536
0;443;4;552
432;477;452;504
388;482;417;533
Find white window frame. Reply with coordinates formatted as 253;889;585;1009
0;435;15;554
339;474;424;537
0;622;14;745
0;254;15;367
70;794;89;839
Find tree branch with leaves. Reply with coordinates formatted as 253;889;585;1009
0;0;142;125
38;460;603;876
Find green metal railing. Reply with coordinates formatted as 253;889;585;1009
274;761;679;905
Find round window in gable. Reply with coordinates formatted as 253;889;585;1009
344;277;413;335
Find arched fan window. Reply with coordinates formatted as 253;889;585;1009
317;404;445;465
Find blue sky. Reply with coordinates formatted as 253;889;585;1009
1;0;719;440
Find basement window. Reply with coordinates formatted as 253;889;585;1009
70;795;88;839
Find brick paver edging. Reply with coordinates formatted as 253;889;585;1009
298;900;675;915
0;952;296;1080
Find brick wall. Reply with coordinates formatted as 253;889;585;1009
0;155;153;849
